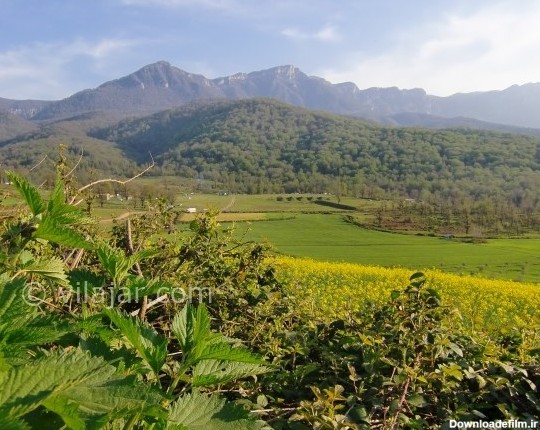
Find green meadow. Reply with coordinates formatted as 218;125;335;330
3;186;538;282
235;213;540;282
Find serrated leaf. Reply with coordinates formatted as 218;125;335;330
6;171;45;216
17;256;68;286
171;304;264;367
68;269;106;295
0;416;31;430
0;278;70;364
51;377;166;425
0;349;164;427
0;278;31;325
103;309;167;375
171;305;196;356
0;349;115;418
171;304;220;364
97;246;157;287
46;178;94;227
193;342;265;364
34;216;91;250
167;391;267;430
191;360;270;387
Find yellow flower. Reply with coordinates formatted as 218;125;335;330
273;256;540;334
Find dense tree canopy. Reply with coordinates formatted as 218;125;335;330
2;98;539;209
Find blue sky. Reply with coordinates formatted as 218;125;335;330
1;0;539;99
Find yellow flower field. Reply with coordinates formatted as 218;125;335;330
274;256;540;334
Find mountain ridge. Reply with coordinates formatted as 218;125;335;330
2;61;540;129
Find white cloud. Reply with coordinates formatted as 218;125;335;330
0;38;139;99
70;39;138;60
282;24;340;42
318;2;540;95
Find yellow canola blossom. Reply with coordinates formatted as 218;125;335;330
273;256;540;334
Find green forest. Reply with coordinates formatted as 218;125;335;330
1;99;539;209
93;99;540;203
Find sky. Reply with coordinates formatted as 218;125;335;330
1;0;540;100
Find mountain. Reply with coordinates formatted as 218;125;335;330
4;61;540;130
383;112;540;137
0;109;39;141
32;62;439;123
0;97;53;120
33;62;222;120
430;83;540;128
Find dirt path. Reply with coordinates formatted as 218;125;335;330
221;195;236;212
100;211;144;223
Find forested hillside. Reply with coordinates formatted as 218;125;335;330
1;98;539;208
94;99;540;203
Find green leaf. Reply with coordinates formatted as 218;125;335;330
191;360;270;387
0;416;31;430
0;278;30;326
17;256;68;286
409;272;425;281
79;335;141;371
171;304;221;363
171;304;264;366
46;178;93;227
42;396;85;430
167;391;268;430
171;305;196;357
406;394;427;408
0;349;164;427
103;309;167;375
97;246;157;287
440;363;463;381
68;269;107;295
34;216;91;250
193;341;265;365
0;349;115;418
447;342;463;357
6;172;45;216
0;278;70;365
48;377;166;426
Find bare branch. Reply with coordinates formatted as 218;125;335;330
69;154;154;204
28;154;48;172
69;249;85;270
125;218;148;319
130;294;169;316
65;147;84;178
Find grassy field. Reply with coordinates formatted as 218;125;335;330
174;193;377;213
237;213;540;282
3;184;538;282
